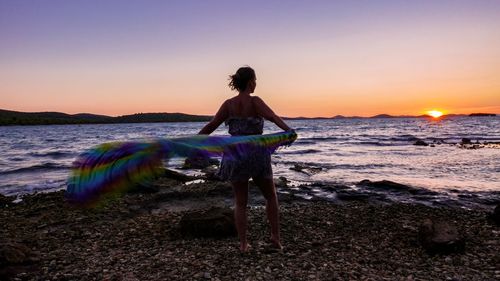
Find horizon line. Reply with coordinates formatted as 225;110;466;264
1;108;498;119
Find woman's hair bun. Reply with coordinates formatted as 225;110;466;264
228;66;255;92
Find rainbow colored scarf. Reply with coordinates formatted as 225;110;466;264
66;131;297;206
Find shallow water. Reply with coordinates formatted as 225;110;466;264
0;117;499;205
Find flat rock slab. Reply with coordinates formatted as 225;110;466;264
358;179;437;195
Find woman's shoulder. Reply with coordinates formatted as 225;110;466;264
250;95;265;107
224;96;241;105
250;96;268;110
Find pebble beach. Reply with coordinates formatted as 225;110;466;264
1;173;499;281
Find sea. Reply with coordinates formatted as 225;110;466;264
1;117;499;208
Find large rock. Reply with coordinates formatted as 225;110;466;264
179;207;236;238
418;219;465;254
461;138;472;144
0;242;32;265
414;140;429;146
0;241;36;280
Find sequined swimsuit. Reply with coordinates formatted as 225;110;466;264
217;117;273;182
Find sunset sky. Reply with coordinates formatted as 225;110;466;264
1;0;499;117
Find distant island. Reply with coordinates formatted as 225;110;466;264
0;109;496;126
0;109;212;126
468;113;496;117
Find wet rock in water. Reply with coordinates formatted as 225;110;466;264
321;184;350;192
163;168;196;182
358;179;433;195
201;166;221;181
431;139;446;144
179;207;236;238
359;179;408;190
274;176;290;188
418;219;465;254
182;156;219;169
290;163;323;175
484;141;500;149
0;194;13;207
461;138;472;144
336;190;370;201
414;140;429;146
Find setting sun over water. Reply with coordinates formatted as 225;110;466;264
427;110;444;118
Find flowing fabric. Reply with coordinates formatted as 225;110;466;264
66;131;297;206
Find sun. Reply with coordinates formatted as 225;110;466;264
426;110;443;118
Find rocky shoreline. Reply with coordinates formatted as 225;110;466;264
1;172;499;280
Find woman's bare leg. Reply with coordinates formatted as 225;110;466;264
232;180;249;252
253;177;282;249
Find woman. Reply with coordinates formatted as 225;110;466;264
198;66;293;252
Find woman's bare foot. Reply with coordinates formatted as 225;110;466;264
240;243;251;253
269;237;283;250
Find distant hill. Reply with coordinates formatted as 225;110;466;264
0;109;212;126
0;109;497;126
284;116;331;120
114;113;212;123
469;113;496;117
370;114;395;118
0;109;107;125
73;113;113;120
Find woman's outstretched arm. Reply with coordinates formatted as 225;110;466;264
253;96;292;131
198;101;229;135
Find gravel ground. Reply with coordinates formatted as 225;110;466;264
1;180;499;281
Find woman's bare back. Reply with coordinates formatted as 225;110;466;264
198;95;290;135
226;95;259;118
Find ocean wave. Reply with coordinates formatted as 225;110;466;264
279;149;321;155
331;163;389;169
8;157;25;162
293;139;317;145
0;163;71;175
354;141;393;146
276;161;389;170
301;136;339;141
389;135;420;142
28;151;75;159
299;137;424;147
